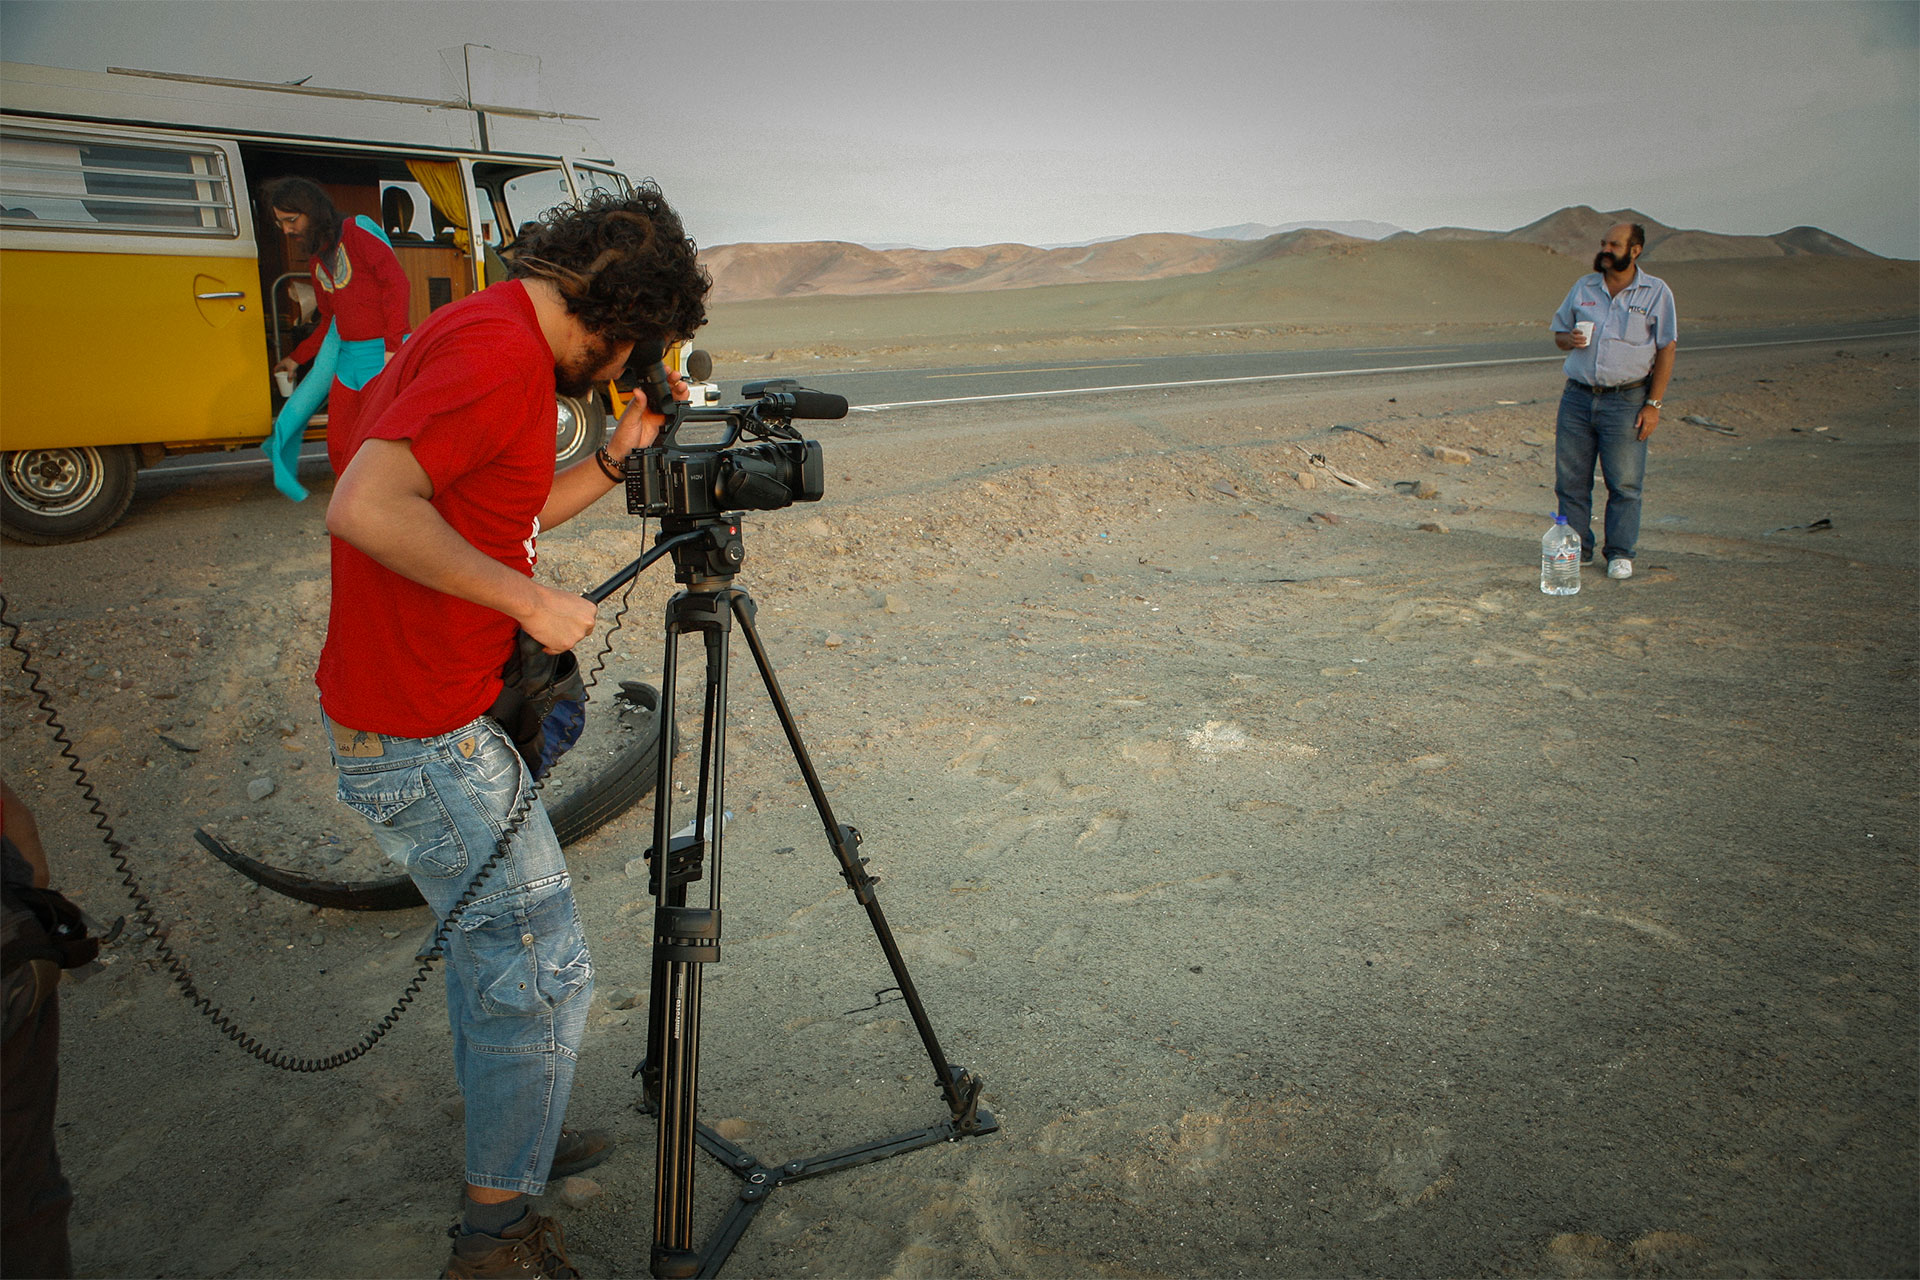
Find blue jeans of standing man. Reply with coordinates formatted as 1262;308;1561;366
328;712;592;1194
1555;380;1649;562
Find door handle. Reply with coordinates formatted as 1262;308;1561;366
195;290;245;300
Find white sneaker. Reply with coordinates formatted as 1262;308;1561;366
1607;557;1633;580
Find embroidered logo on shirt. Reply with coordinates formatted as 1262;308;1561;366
313;242;352;293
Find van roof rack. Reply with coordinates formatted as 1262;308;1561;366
105;66;597;122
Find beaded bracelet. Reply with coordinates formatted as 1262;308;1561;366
594;446;622;483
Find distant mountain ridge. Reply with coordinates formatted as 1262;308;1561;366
1192;219;1405;242
701;206;1878;303
1390;206;1883;263
1036;219;1404;250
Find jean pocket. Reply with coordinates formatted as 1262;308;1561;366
336;763;469;878
463;891;593;1024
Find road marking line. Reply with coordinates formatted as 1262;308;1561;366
925;363;1146;378
847;330;1917;412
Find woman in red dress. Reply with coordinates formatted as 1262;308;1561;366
263;176;410;500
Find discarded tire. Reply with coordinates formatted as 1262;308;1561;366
197;679;676;911
544;679;676;848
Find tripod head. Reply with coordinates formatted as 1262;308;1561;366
657;513;747;588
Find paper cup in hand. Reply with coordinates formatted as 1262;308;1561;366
1573;321;1595;348
274;370;295;396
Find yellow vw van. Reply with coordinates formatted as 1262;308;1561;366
0;54;647;543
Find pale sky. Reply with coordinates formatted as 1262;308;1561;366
4;0;1916;257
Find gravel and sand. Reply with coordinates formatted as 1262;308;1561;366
2;304;1915;1278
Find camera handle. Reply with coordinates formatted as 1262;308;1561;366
632;515;998;1279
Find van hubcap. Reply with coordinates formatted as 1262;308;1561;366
4;448;103;516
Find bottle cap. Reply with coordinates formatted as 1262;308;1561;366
1552;514;1568;524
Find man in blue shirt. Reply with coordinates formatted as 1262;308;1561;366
1549;222;1679;580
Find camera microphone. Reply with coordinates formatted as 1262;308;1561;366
770;389;849;420
742;379;847;420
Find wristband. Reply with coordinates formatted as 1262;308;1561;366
594;446;622;483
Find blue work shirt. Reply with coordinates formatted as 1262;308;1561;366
1552;267;1678;387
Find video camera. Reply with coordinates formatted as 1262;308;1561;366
618;347;844;521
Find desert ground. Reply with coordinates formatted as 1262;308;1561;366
1;286;1915;1279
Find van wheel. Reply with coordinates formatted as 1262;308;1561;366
1;445;138;545
554;392;605;471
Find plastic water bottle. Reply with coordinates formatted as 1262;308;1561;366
1540;514;1581;595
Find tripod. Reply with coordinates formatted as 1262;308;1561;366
627;512;998;1279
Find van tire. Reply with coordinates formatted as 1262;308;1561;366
1;445;139;545
554;392;605;471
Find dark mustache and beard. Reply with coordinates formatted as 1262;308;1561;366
1594;249;1636;273
555;333;624;398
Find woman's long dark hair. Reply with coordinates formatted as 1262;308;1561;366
261;176;343;259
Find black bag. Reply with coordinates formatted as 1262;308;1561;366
486;629;588;781
1;883;99;976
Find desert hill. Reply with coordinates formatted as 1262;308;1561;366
1410;205;1886;262
700;235;1918;370
700;233;1283;303
699;205;1883;304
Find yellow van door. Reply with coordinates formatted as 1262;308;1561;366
0;123;267;454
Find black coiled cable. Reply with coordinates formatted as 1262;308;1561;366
0;558;643;1073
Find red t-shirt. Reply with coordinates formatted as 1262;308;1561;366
289;219;412;365
316;282;557;737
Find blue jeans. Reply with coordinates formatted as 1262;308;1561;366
1554;380;1649;562
327;712;592;1194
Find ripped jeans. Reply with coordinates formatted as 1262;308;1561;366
328;712;592;1194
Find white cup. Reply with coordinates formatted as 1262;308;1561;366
1573;320;1595;348
274;370;295;396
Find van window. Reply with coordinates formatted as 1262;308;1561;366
0;127;236;235
572;166;630;199
472;161;572;247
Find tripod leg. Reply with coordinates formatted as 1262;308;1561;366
730;591;988;1131
647;589;735;1278
641;614;684;1110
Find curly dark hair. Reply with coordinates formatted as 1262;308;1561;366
261;176;343;258
510;184;710;345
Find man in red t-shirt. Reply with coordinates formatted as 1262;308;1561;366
317;187;709;1280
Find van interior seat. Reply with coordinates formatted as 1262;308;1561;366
382;188;425;243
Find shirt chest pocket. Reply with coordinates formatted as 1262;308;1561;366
1622;311;1652;345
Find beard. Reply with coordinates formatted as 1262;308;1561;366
555;333;622;398
1594;249;1635;274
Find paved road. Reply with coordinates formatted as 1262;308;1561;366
156;319;1915;479
722;318;1918;412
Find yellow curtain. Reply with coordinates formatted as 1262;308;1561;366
405;160;471;252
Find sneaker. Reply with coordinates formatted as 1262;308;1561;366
548;1127;612;1180
1607;557;1633;580
1581;548;1594;565
443;1211;579;1279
